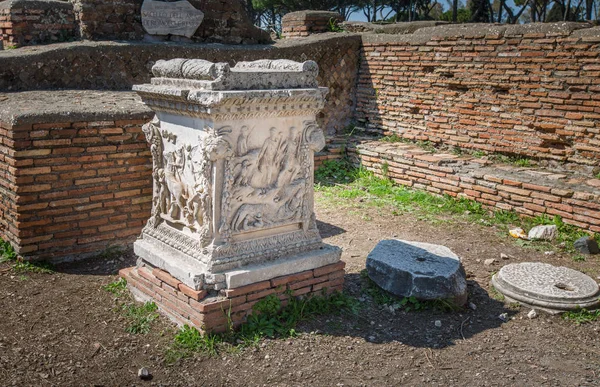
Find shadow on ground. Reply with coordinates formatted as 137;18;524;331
296;273;516;349
316;220;346;238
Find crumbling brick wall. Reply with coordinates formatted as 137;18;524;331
355;23;600;165
0;0;76;49
70;0;269;43
71;0;144;41
282;10;344;39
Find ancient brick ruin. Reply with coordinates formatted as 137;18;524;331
0;18;599;277
0;0;269;48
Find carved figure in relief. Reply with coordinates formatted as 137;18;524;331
164;148;190;221
254;127;283;189
236;125;250;157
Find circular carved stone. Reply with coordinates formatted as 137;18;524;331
492;262;600;312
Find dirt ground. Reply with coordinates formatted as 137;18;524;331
1;195;600;387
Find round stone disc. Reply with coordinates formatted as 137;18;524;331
491;262;600;311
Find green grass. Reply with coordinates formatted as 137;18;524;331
103;277;128;295
165;290;360;363
315;160;598;254
103;278;159;334
123;301;159;334
563;308;600;325
1;238;54;273
0;239;17;263
12;260;55;274
595;172;600;179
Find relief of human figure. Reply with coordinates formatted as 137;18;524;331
236;125;250;157
252;127;283;189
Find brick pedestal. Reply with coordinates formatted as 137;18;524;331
119;261;345;333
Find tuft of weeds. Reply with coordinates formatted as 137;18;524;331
563;308;600;325
103;277;128;295
327;17;343;32
13;260;55;274
165;290;359;363
1;238;54;273
0;239;16;262
489;286;505;302
102;277;159;334
123;301;159;334
315;158;357;186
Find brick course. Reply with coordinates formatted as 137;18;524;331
282;10;344;39
119;261;346;333
0;91;153;261
354;25;600;165
348;139;600;232
0;0;76;49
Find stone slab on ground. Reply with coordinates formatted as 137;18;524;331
491;262;600;313
366;239;467;306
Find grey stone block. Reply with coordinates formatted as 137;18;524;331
366;239;467;306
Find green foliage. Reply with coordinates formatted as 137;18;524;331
13;260;55;274
316;161;591;259
123;301;159;334
166;325;222;363
166;290;359;363
489;154;534;167
489;286;505;301
0;239;16;263
1;238;54;273
380;134;404;143
439;8;472;22
327;17;343;32
563;308;600;325
595;172;600;179
315;158;357;186
472;150;487;157
103;278;128;295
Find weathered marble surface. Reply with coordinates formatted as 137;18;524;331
492;262;600;313
366;239;467;305
133;58;340;290
141;0;204;38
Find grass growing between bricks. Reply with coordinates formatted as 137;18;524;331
165;290;360;364
315;159;598;255
103;278;159;335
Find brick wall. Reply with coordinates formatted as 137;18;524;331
0;91;153;261
70;0;269;44
120;261;345;333
0;0;76;49
282;10;344;39
355;23;600;165
349;140;600;232
72;0;144;41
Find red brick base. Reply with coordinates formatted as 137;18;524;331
119;261;345;333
